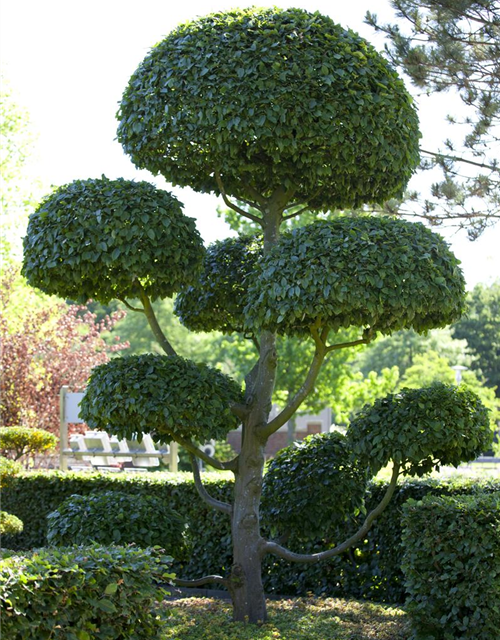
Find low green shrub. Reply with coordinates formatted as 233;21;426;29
47;491;186;558
0;544;174;640
0;455;23;488
0;426;57;461
0;511;23;536
401;493;500;640
2;471;500;603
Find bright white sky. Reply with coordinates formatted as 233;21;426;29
1;0;499;288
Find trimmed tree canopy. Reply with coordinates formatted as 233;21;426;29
347;383;492;476
261;432;369;542
80;354;243;443
245;217;466;336
175;235;262;333
22;177;204;303
117;7;420;209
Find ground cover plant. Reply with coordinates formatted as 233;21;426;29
21;6;493;623
161;597;410;640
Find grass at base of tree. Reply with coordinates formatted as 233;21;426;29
161;597;410;640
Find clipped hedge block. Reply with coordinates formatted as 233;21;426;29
0;544;173;640
401;493;500;640
47;492;186;558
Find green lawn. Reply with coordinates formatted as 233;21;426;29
161;597;410;640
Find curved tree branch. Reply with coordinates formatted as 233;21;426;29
136;282;177;357
259;328;328;439
263;462;401;563
174;575;229;588
171;432;238;472
118;297;145;313
326;330;374;353
215;171;264;225
190;454;232;515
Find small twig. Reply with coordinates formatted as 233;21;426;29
174;575;229;588
172;433;238;472
190;454;232;515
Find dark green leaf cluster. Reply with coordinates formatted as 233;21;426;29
22;177;204;304
0;511;23;536
47;491;186;557
348;383;492;476
402;493;500;640
0;544;172;639
117;7;420;209
175;235;262;333
261;432;369;542
80;354;243;442
245;217;466;336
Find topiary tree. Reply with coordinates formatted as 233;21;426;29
0;427;57;467
21;7;492;624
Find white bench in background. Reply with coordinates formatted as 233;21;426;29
60;387;178;472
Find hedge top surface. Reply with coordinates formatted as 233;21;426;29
117;7;420;210
244;217;466;336
175;235;262;333
80;354;243;443
348;383;493;476
22;177;205;304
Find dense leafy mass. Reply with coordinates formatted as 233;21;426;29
117;7;420;209
402;493;500;640
245;217;466;336
2;472;499;603
47;491;186;557
0;544;173;640
80;354;243;442
262;433;369;542
348;383;492;476
0;426;57;460
22;177;204;303
0;455;22;488
175;236;262;333
0;511;23;536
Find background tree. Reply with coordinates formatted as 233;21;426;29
367;0;500;237
452;280;500;395
0;268;128;435
22;8;491;624
0;79;45;261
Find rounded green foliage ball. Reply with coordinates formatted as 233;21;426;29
347;383;492;476
0;511;24;536
261;432;370;542
80;354;243;442
175;235;262;333
117;7;420;209
22;177;205;303
0;427;57;460
47;492;186;557
245;217;466;336
0;456;23;488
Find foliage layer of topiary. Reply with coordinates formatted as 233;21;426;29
401;493;500;640
46;491;186;557
80;354;243;442
117;7;420;209
245;218;466;336
0;544;173;639
22;177;205;303
262;433;369;542
175;235;262;333
348;383;492;476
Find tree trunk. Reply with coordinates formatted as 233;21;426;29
230;422;267;622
